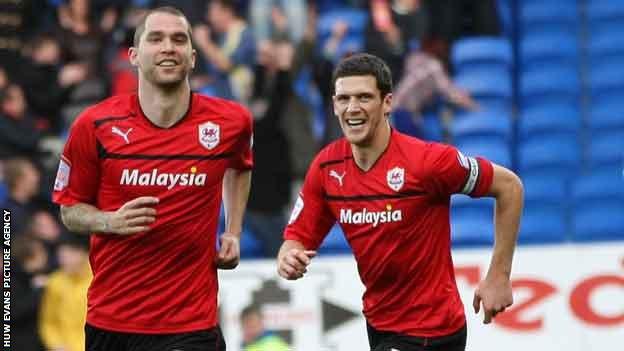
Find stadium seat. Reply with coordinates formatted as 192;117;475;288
317;9;368;39
454;73;512;112
451;37;513;74
586;0;624;21
451;196;494;219
455;139;512;169
570;171;624;241
520;1;578;25
392;109;443;142
522;176;567;208
588;97;624;131
518;104;581;141
519;32;578;65
587;22;624;58
451;111;513;145
571;204;624;242
588;60;624;97
239;227;264;259
520;66;580;106
587;131;624;168
451;216;494;247
519;206;567;244
318;224;351;255
518;137;581;179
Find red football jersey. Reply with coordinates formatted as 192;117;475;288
53;93;253;333
284;129;493;337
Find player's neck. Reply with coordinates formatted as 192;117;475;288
351;121;391;172
138;80;191;128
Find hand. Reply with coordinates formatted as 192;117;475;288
473;274;514;324
331;21;349;39
275;42;294;70
216;233;240;269
271;6;289;33
451;89;479;111
278;249;316;280
105;197;159;235
192;24;212;50
58;63;88;87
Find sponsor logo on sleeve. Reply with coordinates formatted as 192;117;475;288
387;167;405;192
288;195;304;224
199;122;220;150
54;156;71;191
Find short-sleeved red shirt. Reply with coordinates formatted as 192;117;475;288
53;93;253;333
285;129;493;337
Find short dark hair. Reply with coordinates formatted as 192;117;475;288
211;0;238;14
133;6;192;47
332;53;393;98
240;304;261;321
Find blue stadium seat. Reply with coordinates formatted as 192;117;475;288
456;139;512;169
522;176;567;207
588;60;624;96
519;32;578;65
570;171;624;241
451;111;513;145
518;104;581;140
451;216;494;247
454;73;512;112
586;0;624;21
572;171;624;201
317;9;368;39
587;22;624;58
587;131;624;168
588;97;624;131
572;204;624;242
519;206;567;244
392;109;443;142
239;227;264;259
451;37;513;74
318;224;351;255
520;66;580;106
520;1;578;25
518;137;581;179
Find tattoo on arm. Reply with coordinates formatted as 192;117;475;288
60;203;108;234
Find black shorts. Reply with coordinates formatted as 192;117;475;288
367;323;467;351
85;323;226;351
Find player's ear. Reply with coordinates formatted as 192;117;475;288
382;93;392;117
191;48;196;69
332;95;340;118
128;47;139;67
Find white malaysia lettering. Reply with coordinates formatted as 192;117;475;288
339;208;402;227
120;169;206;189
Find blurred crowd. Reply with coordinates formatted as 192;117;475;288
1;0;500;349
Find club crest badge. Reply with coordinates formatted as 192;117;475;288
387;167;405;192
199;122;220;150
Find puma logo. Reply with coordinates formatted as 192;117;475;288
329;170;346;186
112;126;133;144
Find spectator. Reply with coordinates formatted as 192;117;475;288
240;304;290;351
366;0;429;83
192;0;256;102
245;40;295;257
12;234;48;351
2;158;41;236
18;34;88;133
28;209;65;271
249;0;307;44
393;51;478;115
0;84;44;158
54;0;110;125
39;234;91;351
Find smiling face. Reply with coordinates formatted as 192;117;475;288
129;11;195;89
333;75;392;147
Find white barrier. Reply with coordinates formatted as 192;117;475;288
219;242;624;351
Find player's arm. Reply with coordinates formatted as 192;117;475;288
216;168;251;269
473;164;524;323
60;197;159;235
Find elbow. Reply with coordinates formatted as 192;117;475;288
59;205;72;230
